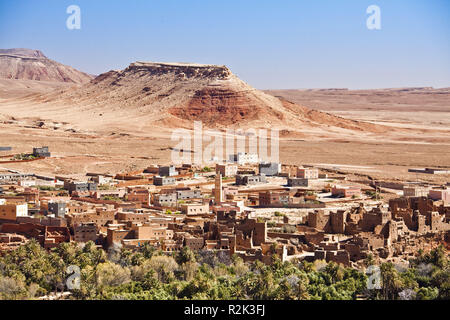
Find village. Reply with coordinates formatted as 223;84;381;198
0;146;449;271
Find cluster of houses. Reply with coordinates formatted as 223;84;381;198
0;152;449;267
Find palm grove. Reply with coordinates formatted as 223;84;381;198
0;240;448;300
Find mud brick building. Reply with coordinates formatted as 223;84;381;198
132;224;174;242
116;210;152;224
216;164;238;177
0;202;28;222
297;167;319;179
19;188;39;203
0;223;70;249
389;197;450;233
184;236;205;250
66;209;115;227
66;203;90;214
16;216;67;227
345;233;385;261
359;206;392;232
181;203;209;215
332;186;361;198
429;188;450;203
308;210;331;232
94;189;126;200
259;191;291;207
307;209;352;234
234;218;267;247
127;188;151;204
0;233;28;252
74;223;98;243
107;224;134;246
161;239;184;252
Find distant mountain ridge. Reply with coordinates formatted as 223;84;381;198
0;48;47;58
0;48;93;84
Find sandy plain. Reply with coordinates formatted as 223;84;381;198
0;82;449;185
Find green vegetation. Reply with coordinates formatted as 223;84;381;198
201;166;213;173
274;211;284;217
165;210;182;215
101;196;121;201
365;190;377;199
281;225;297;234
12;154;37;161
267;221;277;228
0;241;448;300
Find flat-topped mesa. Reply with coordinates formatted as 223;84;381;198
126;61;232;80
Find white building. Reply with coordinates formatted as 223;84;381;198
16;203;29;217
92;175;113;185
229;153;259;165
403;186;429;197
18;179;36;187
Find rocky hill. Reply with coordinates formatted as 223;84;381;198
22;61;386;134
0;48;93;84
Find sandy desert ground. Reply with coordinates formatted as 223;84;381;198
0;80;449;185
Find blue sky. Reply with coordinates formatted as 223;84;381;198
0;0;449;89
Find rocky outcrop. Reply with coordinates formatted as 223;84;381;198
127;62;232;80
169;87;284;126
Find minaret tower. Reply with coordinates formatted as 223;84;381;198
214;173;223;204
